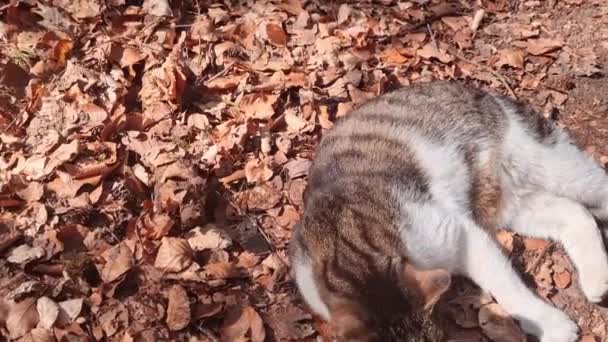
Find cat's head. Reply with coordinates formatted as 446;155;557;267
330;264;451;341
290;228;451;341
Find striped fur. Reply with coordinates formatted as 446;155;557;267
291;81;608;342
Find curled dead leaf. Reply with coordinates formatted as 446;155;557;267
553;270;572;289
263;22;287;46
478;303;525;342
166;285;191;331
57;298;83;325
244;159;273;184
7;244;45;264
6;298;39;339
526;38;563;56
37;297;59;330
221;306;266;342
101;242;134;283
204;262;242;280
154;237;193;273
495;49;525;69
240;93;279;120
417;43;454;63
186;224;233;251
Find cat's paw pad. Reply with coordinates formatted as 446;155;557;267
538;310;578;342
580;270;608;303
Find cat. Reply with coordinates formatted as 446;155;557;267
289;81;608;342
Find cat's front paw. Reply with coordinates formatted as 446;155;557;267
516;304;578;342
580;268;608;303
537;309;579;342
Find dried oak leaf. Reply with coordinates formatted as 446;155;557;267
523;237;550;251
417;43;454;63
553;270;572;289
166;285;191;331
109;45;147;68
6;281;44;301
262;22;287;46
57;298;84;325
381;47;408;65
98;302;128;337
6;298;39;339
221;305;266;342
526;38;563;56
101;242;134;283
54;0;103;19
204;262;242;280
285;109;313;133
478;303;525;342
139;34;186;116
186;224;233;252
37;297;59;330
7;244;45;265
154;237;193;273
240;93;279;120
142;0;172;17
237;178;283;211
15;182;43;203
495;49;525;69
18;327;55;342
140;212;174;240
244;159;273;184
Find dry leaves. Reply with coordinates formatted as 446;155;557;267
1;0;607;340
221;305;266;342
166;285;191;331
101;242;134;283
6;298;39;339
154;237;193;273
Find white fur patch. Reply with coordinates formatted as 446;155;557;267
293;256;330;320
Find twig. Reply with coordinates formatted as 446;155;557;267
427;23;438;51
452;52;517;99
470;9;486;32
197;323;219;342
398;4;461;35
525;242;554;274
220;190;276;253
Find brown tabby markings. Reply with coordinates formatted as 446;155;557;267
290;81;563;340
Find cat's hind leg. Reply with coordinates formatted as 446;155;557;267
502;113;608;217
401;203;578;342
503;192;608;303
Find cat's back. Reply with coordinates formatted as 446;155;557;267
308;82;505;192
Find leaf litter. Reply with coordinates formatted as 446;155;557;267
1;0;608;341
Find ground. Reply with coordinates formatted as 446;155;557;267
0;0;607;341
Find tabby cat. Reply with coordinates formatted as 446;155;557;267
289;81;608;341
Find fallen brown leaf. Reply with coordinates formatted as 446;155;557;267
101;242;134;283
6;298;39;339
18;327;56;342
166;285;191;331
478;303;525;342
526;38;563;56
244;159;274;184
36;297;59;330
154;237;193;273
263;22;288;46
553;270;572;289
221;305;266;342
495;49;525;69
186;224;233;251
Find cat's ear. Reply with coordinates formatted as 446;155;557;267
401;264;451;310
